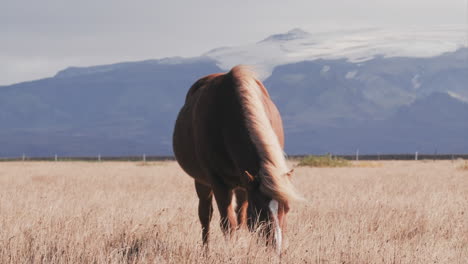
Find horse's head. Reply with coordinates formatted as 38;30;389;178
245;169;294;253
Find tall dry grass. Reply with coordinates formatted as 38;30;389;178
0;160;467;263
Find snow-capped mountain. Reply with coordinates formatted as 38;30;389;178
205;26;467;79
1;27;467;156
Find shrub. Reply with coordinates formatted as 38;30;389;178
297;154;351;167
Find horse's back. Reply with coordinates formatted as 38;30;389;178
173;67;284;187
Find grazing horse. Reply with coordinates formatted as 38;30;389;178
173;65;298;253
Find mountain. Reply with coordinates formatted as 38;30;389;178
283;92;468;154
262;49;468;154
0;57;222;156
1;28;467;156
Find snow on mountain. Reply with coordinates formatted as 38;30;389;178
205;26;467;80
448;91;468;103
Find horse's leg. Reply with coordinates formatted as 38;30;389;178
234;188;248;229
195;181;213;245
212;184;237;236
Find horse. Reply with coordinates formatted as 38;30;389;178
172;65;298;253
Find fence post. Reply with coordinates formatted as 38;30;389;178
356;149;359;161
22;153;25;161
143;154;146;163
415;151;418;161
55;154;58;162
98;154;101;162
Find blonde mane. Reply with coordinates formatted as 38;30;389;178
228;65;300;203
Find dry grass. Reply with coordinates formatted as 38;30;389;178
351;161;384;168
459;160;468;170
0;160;467;263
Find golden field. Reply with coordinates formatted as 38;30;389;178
0;160;467;263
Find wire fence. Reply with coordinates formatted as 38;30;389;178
1;153;467;162
0;155;174;162
291;154;468;161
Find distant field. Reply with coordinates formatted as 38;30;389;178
0;160;466;263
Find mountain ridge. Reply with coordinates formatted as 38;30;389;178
1;28;467;156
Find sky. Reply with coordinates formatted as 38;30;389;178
2;0;467;85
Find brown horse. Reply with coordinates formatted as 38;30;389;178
173;65;298;253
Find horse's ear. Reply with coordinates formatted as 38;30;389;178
245;171;255;182
286;169;294;179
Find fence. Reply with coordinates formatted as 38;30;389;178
290;154;468;161
0;155;174;162
1;154;467;162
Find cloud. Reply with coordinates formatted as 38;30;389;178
1;0;465;85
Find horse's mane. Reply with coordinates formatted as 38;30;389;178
227;65;300;203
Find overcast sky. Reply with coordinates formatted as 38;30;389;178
2;0;467;85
